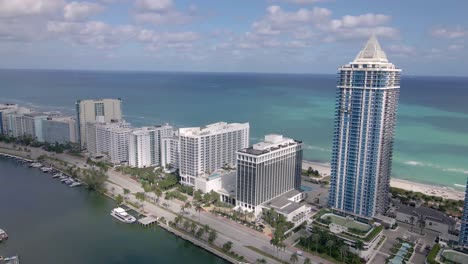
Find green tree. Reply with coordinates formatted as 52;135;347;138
135;192;146;210
183;220;190;231
312;233;321;253
222;241;233;252
174;215;182;227
340;245;348;263
190;222;197;233
116;194;124;205
326;240;335;256
194;189;203;202
208;229;217;244
123;188;130;201
355;240;364;251
154;187;163;204
304;257;311;264
290;253;299;264
195;202;203;221
83;168;108;192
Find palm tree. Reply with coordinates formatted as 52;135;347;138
311;233;321;252
116;194;124;205
123;188;130;201
340;245;348;263
174;215;182;227
326;240;335;256
355;240;364;251
194;202;203;221
203;224;210;234
183;220;190;231
290;252;299;264
184;201;192;212
154;187;163;204
135;192;145;211
190;222;197;233
208;229;217;244
304;257;311;264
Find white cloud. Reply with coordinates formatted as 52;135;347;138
431;26;468;39
135;0;172;11
0;0;65;18
273;0;329;3
64;1;104;21
135;11;192;25
134;0;195;25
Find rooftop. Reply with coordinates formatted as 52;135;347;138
353;34;388;64
396;204;456;226
179;122;248;137
266;189;304;215
239;134;301;156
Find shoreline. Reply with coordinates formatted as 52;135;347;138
302;160;466;201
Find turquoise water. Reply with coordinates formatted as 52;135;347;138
0;157;227;264
0;70;467;189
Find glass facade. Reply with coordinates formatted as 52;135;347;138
328;36;401;218
460;178;468;247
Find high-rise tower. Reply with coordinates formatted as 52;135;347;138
328;35;401;218
459;177;468;247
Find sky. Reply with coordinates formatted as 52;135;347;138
0;0;467;76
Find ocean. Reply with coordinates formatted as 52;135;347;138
0;157;227;264
1;69;467;190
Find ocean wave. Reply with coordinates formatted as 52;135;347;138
403;160;468;175
454;184;466;188
304;144;332;152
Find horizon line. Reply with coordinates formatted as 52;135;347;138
1;67;467;79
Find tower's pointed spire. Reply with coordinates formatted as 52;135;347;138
353;34;388;63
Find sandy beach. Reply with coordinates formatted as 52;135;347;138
302;160;465;201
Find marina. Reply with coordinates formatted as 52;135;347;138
138;216;159;227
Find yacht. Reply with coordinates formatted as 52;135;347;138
0;229;8;242
69;182;82;187
110;208;136;224
29;163;42;168
41;167;53;173
52;173;62;178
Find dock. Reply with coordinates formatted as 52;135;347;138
138;215;158;227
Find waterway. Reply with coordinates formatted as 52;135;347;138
0;157;227;264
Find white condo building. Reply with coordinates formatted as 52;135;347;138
42;116;77;144
179;122;249;186
128;125;175;168
86;121;131;164
161;134;180;170
76;98;122;149
236;134;303;216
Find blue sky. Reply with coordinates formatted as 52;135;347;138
0;0;467;76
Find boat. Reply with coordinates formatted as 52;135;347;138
1;255;20;264
41;167;53;173
69;182;82;187
64;179;74;185
0;229;8;242
29;163;42;168
60;177;72;183
110;208;136;224
52;173;62;178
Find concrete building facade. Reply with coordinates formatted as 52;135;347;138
459;177;468;247
128;125;175;168
236;134;303;215
42;116;77;144
86;121;131;164
76;98;122;149
179;122;249;186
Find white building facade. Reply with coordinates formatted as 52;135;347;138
128;125;175;168
42;116;77;144
179;122;249;186
161;135;180;170
86;121;131;164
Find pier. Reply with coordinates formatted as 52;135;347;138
138;216;158;227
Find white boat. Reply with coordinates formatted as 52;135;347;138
69;182;82;187
0;229;8;242
110;208;136;224
41;167;53;173
64;179;74;185
29;163;42;168
52;173;62;178
61;177;72;183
